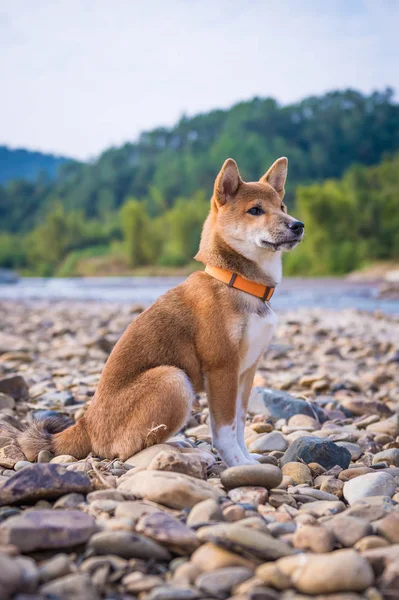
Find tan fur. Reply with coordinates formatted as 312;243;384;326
19;157;303;464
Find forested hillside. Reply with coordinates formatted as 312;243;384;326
1;88;398;276
0;146;69;186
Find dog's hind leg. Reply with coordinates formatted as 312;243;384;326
87;366;194;460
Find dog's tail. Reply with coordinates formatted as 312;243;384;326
19;415;92;461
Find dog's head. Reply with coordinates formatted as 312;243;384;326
212;158;304;254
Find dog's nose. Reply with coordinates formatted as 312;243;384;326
288;220;304;234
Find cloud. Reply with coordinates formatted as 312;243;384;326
1;0;398;158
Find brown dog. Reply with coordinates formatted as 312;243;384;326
19;157;304;466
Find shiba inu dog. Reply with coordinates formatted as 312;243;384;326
20;157;304;467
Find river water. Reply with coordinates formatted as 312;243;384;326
0;276;398;314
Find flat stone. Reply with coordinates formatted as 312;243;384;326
324;515;372;547
0;509;95;551
191;542;255;571
195;567;253;597
50;455;78;464
145;585;202;600
40;573;100;600
0;464;91;505
0;444;26;468
248;432;288;453
124;444;181;467
115;500;168;522
367;415;399;437
88;530;171;560
148;450;207;479
117;470;223;509
293;524;335;553
220;465;282;491
38;553;74;583
291;549;374;594
299;500;346;517
0;376;29;401
345;496;398;522
249;388;325;422
228;486;268;506
372;448;399;467
343;472;396;505
187;499;224;527
281;436;351;470
197;522;295;561
136;511;200;554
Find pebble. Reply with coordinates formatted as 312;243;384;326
343;472;397;505
187;498;224;526
220;464;283;490
0;509;95;551
195;567;253;596
88;530;171;560
136;511;200;554
248;431;288;453
372;448;399;466
118;469;223;509
148;450;208;479
191;542;256;571
324;515;372;547
40;573;100;600
281;462;312;485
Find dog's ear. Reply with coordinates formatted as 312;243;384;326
260;157;288;199
214;158;242;206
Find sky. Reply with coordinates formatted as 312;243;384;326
1;0;399;160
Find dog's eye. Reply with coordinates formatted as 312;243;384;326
247;206;264;216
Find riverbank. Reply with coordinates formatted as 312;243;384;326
0;301;398;598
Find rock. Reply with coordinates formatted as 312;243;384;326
136;511;200;554
40;573;100;600
0;509;95;551
228;486;268;506
367;415;399;437
191;542;256;571
197;523;295;561
346;496;398;522
38;553;74;582
145;585;202;600
0;552;23;599
195;567;253;597
343;472;396;505
0;376;29;401
115;500;167;522
220;465;282;491
320;478;344;498
293;524;335;553
287;414;319;430
187;498;224;526
148;450;207;479
281;462;312;485
88;530;171;560
281;436;351;470
299;500;346;517
53;492;86;510
0;444;26;468
336;441;363;460
0;464;91;505
372;448;399;467
248;432;288;453
50;455;78;464
0;393;15;410
125;444;181;467
37;449;54;463
118;470;223;509
354;535;390;551
374;512;399;543
38;390;75;406
249;388;325;422
122;572;164;594
291;549;374;594
324;515;372;547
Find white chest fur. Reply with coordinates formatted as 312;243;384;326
240;309;277;374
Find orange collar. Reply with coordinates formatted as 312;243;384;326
205;265;275;302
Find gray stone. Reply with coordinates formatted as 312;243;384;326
40;573;100;600
281;436;351;470
88;530;171;561
249;387;325;422
0;509;95;551
343;472;396;505
0;464;91;505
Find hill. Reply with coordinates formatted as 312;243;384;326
0;146;70;186
0;88;398;276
